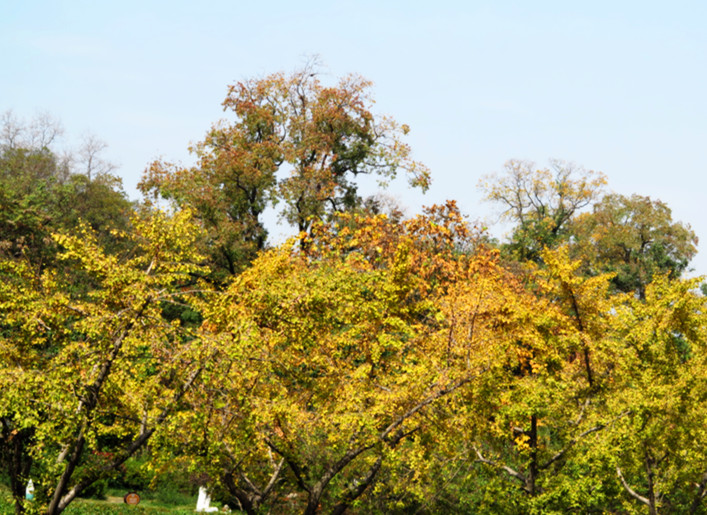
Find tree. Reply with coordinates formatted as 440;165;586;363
569;193;698;299
0;113;132;274
0;209;212;514
1;111;65;152
0;145;68;269
479;159;606;262
595;276;707;514
430;250;707;514
75;133;116;182
444;246;627;512
155;203;517;514
139;64;429;279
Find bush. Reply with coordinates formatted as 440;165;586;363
116;455;156;492
78;477;109;500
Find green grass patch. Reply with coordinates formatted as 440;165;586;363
0;488;198;515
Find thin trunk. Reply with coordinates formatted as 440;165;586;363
6;425;33;515
303;483;324;515
301;444;376;515
222;457;284;515
689;470;707;514
528;414;538;496
331;455;383;515
46;299;152;515
222;473;256;515
644;450;658;515
582;345;594;387
222;246;236;275
46;427;87;514
53;363;204;513
617;466;651;508
568;289;594;388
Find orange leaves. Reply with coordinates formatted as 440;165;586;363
307;201;487;290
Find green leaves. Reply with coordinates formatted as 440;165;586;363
570;194;698;298
0;207;213;514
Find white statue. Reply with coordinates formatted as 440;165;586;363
196;486;218;512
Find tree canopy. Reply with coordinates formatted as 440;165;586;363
570;193;698;298
479;159;607;262
1;74;706;515
0;113;133;274
139;64;428;280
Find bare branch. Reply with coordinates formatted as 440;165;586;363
77;133;116;181
262;458;285;498
29;111;64;149
265;438;311;494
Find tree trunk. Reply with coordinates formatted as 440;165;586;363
331;455;383;515
46;427;87;515
303;483;324;515
644;450;658;515
527;414;538;496
222;474;257;515
5;425;33;515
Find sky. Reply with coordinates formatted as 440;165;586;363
2;1;707;274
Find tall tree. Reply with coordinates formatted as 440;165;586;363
599;276;707;514
452;246;626;512
569;193;698;299
139;64;429;279
0;113;132;274
479;159;606;262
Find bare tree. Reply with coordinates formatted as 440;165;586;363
77;133;116;181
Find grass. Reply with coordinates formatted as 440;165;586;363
63;498;197;514
0;486;200;514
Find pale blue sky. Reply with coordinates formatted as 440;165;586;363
2;1;706;274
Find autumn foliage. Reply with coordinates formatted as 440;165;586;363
1;75;706;515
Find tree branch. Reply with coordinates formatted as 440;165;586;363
262;458;285;498
47;298;152;515
474;446;527;487
56;361;204;512
380;370;483;442
331;455;383;515
616;466;650;506
689;470;707;514
265;438;311;494
539;424;605;470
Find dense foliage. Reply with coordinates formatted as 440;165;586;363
1;73;705;515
